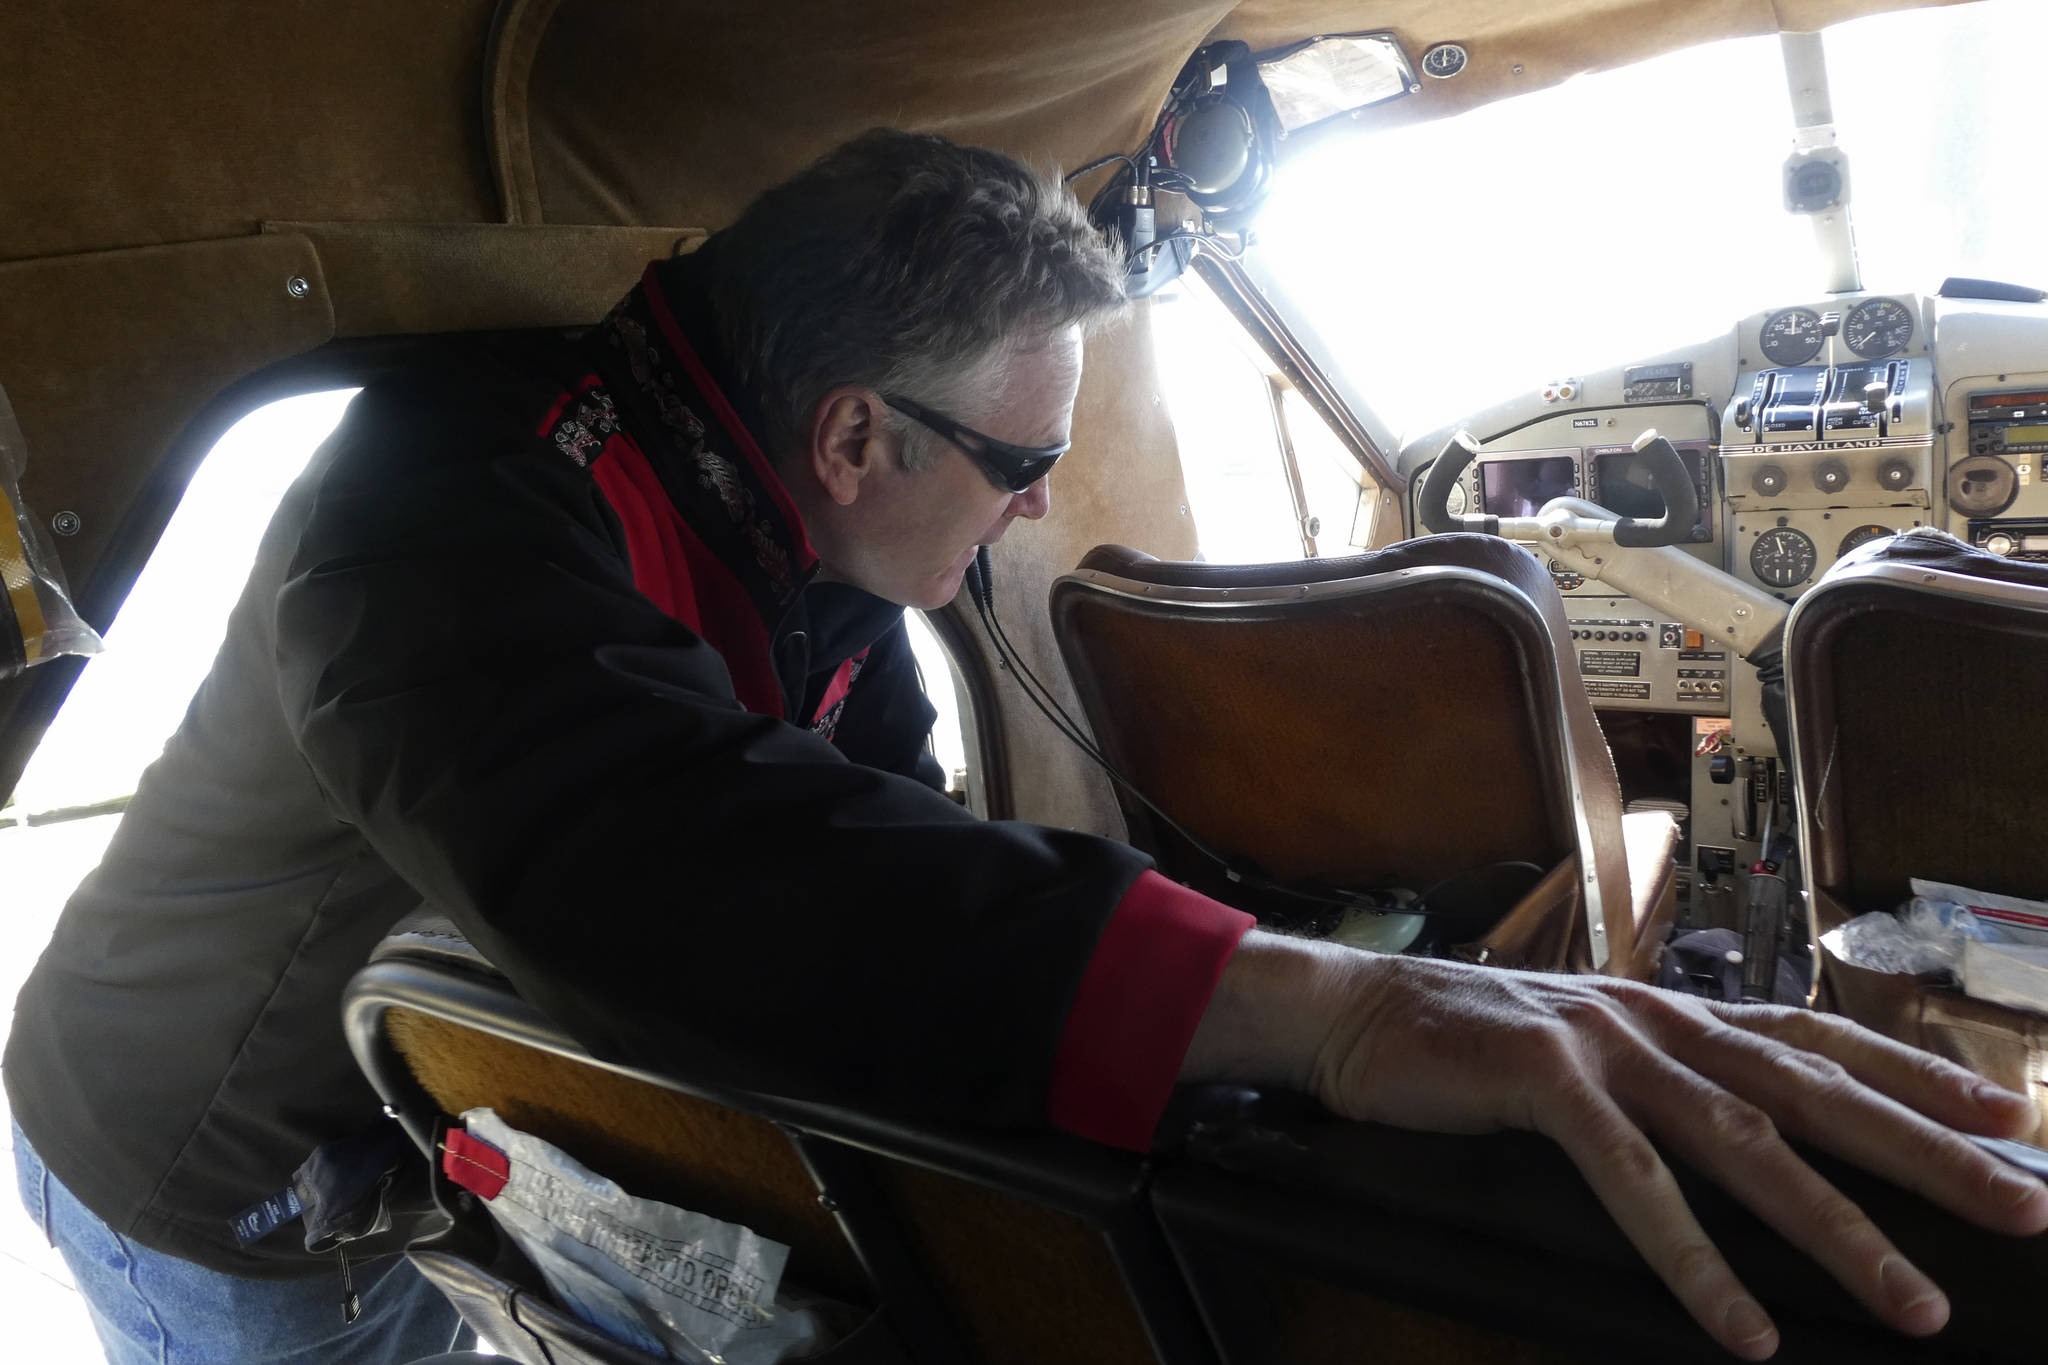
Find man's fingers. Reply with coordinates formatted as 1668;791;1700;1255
1676;1008;2048;1237
1712;1002;2036;1138
1534;1079;1781;1360
1616;1046;1952;1339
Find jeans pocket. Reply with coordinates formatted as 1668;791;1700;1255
10;1118;54;1244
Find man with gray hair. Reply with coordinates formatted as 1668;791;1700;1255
9;128;2043;1364
5;125;1179;1363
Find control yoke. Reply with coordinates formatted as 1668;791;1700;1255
1416;426;1788;662
1418;428;1699;548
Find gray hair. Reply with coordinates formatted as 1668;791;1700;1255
696;129;1129;471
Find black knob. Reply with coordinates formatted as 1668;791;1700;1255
1863;380;1888;414
1878;459;1913;491
1708;755;1738;784
1814;458;1850;494
1735;398;1753;427
1753;464;1788;497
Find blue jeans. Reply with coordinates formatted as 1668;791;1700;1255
12;1118;470;1364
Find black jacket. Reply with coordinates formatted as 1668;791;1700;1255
4;258;1152;1275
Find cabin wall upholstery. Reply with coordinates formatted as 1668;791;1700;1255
985;310;1197;837
0;236;336;616
0;2;499;264
256;223;700;338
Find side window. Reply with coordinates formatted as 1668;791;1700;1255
3;390;356;958
9;391;357;817
904;610;971;794
1149;276;1386;563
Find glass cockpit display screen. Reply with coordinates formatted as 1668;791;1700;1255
1478;455;1577;518
1590;446;1711;539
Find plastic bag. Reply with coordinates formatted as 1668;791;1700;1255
459;1108;826;1364
1825;892;2011;978
0;377;101;679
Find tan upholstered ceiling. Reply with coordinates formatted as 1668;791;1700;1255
0;0;1975;804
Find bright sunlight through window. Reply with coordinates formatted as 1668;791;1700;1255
1251;0;2048;444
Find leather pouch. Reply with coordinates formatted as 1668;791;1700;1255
1816;893;2048;1147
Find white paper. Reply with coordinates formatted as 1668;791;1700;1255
462;1108;821;1364
1962;940;2048;1016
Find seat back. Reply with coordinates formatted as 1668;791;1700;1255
343;919;1216;1365
1049;533;1636;971
1784;529;2048;1141
1787;530;2048;912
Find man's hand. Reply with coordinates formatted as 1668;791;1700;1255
1182;932;2048;1360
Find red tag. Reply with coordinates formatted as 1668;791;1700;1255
441;1129;509;1201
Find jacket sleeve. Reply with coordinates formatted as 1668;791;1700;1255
274;371;1246;1137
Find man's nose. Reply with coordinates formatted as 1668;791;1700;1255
1008;475;1051;521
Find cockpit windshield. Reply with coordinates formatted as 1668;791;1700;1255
1248;0;2048;443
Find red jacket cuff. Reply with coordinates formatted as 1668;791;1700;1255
1047;870;1255;1150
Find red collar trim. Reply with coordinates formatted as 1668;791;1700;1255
640;263;818;573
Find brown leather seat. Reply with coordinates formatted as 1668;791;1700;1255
1049;533;1677;977
1785;528;2048;1142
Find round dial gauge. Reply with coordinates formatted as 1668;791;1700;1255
1759;308;1824;366
1750;527;1818;589
1837;524;1895;558
1844;297;1915;359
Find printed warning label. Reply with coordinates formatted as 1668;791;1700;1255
1579;650;1641;677
1583;680;1651;700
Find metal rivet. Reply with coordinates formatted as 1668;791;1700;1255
1303;515;1322;537
1512;63;1525;75
816;1193;840;1213
51;510;80;536
286;276;312;299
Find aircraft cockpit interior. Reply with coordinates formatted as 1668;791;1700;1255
1152;8;2048;992
11;2;2048;1362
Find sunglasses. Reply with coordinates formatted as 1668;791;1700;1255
882;394;1069;494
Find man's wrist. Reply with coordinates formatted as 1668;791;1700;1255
1179;929;1382;1093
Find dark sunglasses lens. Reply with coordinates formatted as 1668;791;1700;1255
999;452;1060;493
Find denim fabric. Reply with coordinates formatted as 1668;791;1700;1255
11;1118;469;1365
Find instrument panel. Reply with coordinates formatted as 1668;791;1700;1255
1399;287;2048;931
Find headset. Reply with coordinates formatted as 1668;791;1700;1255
1065;42;1280;298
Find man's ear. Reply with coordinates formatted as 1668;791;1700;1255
809;387;892;507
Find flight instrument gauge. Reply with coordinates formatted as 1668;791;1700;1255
1759;308;1824;366
1750;527;1818;588
1844;297;1915;358
1837;524;1895;557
